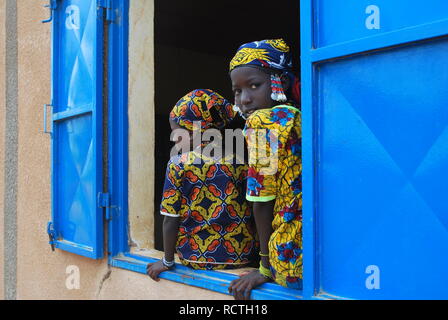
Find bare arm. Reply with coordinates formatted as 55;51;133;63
253;201;274;269
228;200;275;300
147;215;180;281
162;216;180;261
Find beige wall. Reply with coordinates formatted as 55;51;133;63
128;0;155;250
97;267;232;300
15;0;110;300
0;0;230;300
0;0;6;301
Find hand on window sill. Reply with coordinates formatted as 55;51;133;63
146;260;169;282
228;269;271;300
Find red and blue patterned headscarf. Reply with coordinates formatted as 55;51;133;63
170;89;236;132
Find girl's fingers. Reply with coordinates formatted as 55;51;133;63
228;278;241;294
147;262;166;281
237;285;246;299
150;271;160;282
244;286;252;300
229;270;253;296
147;265;159;281
238;282;249;300
233;272;263;300
233;280;248;300
228;281;237;295
229;281;239;296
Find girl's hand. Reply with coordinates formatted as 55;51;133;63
228;270;270;300
146;260;169;282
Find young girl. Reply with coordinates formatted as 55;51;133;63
227;39;302;299
147;89;257;280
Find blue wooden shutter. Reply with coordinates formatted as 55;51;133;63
302;1;448;299
47;0;105;259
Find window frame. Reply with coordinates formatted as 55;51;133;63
105;0;312;300
106;0;130;258
300;0;318;299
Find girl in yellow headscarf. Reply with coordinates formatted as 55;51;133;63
228;39;302;299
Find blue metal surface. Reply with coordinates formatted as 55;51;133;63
107;0;129;257
300;0;318;300
302;0;448;299
310;18;448;63
111;253;303;300
49;0;104;259
317;39;448;299
98;0;115;22
315;0;448;48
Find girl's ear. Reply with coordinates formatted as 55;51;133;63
280;73;290;91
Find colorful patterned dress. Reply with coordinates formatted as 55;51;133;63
160;147;258;270
244;105;302;289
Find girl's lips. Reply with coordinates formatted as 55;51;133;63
244;110;255;118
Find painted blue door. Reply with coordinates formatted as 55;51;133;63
301;1;448;299
48;0;104;259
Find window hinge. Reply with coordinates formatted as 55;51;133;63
98;0;115;23
47;221;56;251
42;0;58;24
98;192;110;208
98;192;113;220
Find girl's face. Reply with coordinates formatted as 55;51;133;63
230;66;274;119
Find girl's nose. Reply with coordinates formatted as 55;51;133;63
241;90;252;106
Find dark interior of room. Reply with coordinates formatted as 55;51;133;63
154;0;301;250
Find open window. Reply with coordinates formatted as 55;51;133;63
120;0;303;298
137;0;301;251
108;0;448;300
47;0;304;300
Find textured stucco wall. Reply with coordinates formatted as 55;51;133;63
3;0;18;301
97;267;232;300
0;0;6;301
127;0;155;250
0;0;229;300
15;0;110;300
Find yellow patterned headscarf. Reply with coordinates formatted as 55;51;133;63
229;39;292;72
170;89;236;132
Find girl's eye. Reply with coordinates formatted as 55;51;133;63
233;89;241;95
250;84;258;89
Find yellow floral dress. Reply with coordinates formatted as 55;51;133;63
244;105;302;289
